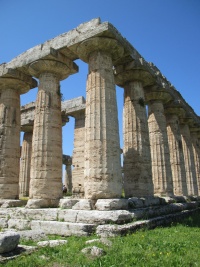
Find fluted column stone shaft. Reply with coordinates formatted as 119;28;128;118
123;81;154;197
180;123;198;195
190;131;200;195
0;88;20;199
0;70;35;199
166;113;188;195
19;132;33;197
77;37;124;199
29;72;63;204
146;91;173;196
72;111;85;197
27;55;78;208
114;63;154;197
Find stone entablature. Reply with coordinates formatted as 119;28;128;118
21;96;86;130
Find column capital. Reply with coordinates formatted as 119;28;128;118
61;113;69;126
180;117;194;126
0;67;37;94
165;106;186;119
77;37;124;63
62;155;72;166
21;125;33;133
189;126;200;135
145;88;172;104
28;51;78;80
114;59;155;87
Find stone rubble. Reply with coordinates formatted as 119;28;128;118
81;246;106;257
0;231;20;254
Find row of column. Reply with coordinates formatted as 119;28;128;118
1;38;200;208
19;88;200;199
115;63;200;198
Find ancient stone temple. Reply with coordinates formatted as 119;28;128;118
0;18;200;212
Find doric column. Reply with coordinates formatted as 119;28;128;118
77;37;124;199
145;89;174;196
27;51;78;208
71;111;85;197
165;106;188;195
0;68;36;199
190;128;200;195
19;131;33;197
63;155;72;194
180;119;198;195
114;62;154;197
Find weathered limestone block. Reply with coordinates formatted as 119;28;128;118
31;221;95;236
114;63;154;197
18;230;47;242
180;121;198;195
128;196;168;209
59;198;79;209
10;208;58;221
0;219;8;229
72;199;95;210
0;200;26;208
27;54;78;208
131;202;189;221
76;210;132;224
0;231;20;253
96;210;197;237
81;246;106;257
0;209;9;228
128;197;144;208
95;199;128;210
142;196;161;207
71;111;85;197
145;90;173;196
37;240;68;247
77;37;124;199
8;219;31;230
19;132;32;197
190;130;200;195
57;209;78;223
165;109;188;196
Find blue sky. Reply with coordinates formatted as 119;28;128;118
1;0;200;161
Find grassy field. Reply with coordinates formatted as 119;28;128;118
1;211;200;267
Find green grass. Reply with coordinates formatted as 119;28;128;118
1;211;200;267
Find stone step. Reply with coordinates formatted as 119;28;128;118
2;208;133;225
0;201;199;231
7;220;96;237
4;208;199;237
96;208;200;237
